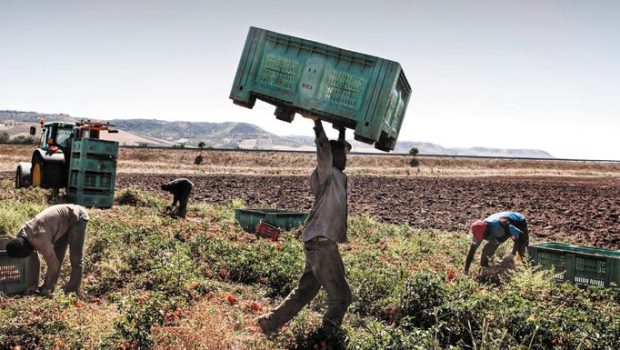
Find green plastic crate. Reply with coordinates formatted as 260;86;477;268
529;242;620;288
70;153;117;173
235;208;309;233
67;188;115;209
72;138;119;156
0;237;40;295
69;170;115;191
230;27;411;152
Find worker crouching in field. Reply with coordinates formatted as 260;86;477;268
258;117;352;334
464;211;529;274
161;178;194;218
6;204;89;297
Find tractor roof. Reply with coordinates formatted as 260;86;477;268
43;122;76;128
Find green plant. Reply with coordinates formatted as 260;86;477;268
111;292;169;349
348;320;436;350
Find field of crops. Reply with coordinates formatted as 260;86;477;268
1;146;620;349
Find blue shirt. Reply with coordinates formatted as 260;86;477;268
484;211;526;240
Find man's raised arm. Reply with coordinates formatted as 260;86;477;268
314;119;332;184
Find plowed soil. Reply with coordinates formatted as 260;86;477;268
114;173;620;249
2;171;618;249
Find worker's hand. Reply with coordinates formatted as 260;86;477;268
300;112;319;121
338;127;346;142
510;236;517;242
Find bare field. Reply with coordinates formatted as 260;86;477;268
2;144;619;177
2;144;619;248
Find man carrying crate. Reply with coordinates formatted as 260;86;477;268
6;204;89;297
258;117;352;334
464;211;529;274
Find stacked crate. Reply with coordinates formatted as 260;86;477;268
67;138;118;208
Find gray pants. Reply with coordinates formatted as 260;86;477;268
260;237;352;330
52;218;88;294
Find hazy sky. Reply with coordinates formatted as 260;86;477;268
1;0;619;159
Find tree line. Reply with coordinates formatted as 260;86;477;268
0;131;37;144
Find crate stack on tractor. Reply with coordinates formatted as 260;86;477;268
15;118;119;209
66;121;119;208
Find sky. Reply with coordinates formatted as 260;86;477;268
1;0;619;159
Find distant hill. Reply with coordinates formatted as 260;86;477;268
0;110;553;157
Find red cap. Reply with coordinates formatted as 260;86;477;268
471;220;487;241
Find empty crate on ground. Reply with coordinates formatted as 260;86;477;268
530;242;620;288
235;208;308;234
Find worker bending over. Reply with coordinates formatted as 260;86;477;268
258;117;352;334
464;211;529;274
161;178;194;218
6;204;89;297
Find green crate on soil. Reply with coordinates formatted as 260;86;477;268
529;242;620;287
70;153;117;173
235;208;308;233
230;26;412;152
72;138;119;156
69;170;115;191
67;188;115;209
0;237;40;295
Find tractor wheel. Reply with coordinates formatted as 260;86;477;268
32;155;43;187
15;167;23;188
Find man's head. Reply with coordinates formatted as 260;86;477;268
470;220;488;242
6;237;33;258
161;183;171;191
330;140;352;171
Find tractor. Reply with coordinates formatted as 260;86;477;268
15;118;119;208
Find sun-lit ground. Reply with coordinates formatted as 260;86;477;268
2;144;620;177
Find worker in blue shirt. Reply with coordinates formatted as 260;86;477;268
464;211;529;274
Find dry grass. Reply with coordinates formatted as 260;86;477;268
2;144;619;177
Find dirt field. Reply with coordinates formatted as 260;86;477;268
110;173;620;250
2;145;619;249
3;144;620;177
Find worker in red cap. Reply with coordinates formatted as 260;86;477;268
464;211;529;274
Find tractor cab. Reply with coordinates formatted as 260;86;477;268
32;121;76;154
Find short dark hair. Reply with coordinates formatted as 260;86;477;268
6;237;33;258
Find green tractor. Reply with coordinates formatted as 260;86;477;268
15;119;119;208
15;121;75;189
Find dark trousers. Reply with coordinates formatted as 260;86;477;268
260;237;352;330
